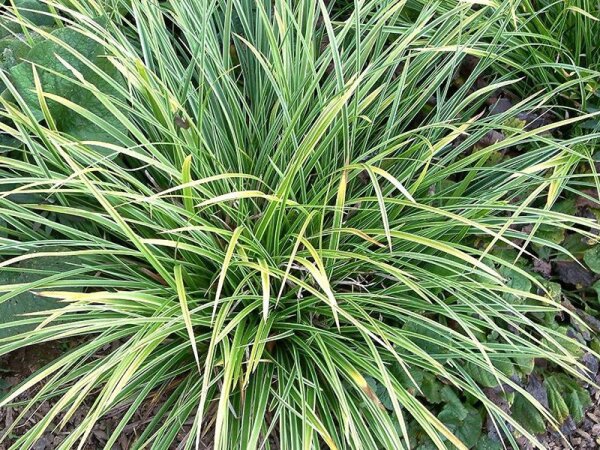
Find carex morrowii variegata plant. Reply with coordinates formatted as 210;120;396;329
0;0;599;449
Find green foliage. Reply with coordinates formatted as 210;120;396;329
546;377;570;423
543;326;586;358
0;0;54;39
463;362;500;388
438;404;482;449
546;374;592;424
474;436;503;450
364;376;394;411
0;249;81;338
7;26;125;150
512;393;547;435
566;388;592;424
513;356;535;376
584;245;600;273
498;266;532;304
0;0;598;449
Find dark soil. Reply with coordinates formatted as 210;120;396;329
0;343;204;450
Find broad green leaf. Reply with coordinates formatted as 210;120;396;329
498;266;531;304
493;358;515;377
437;403;482;448
584;245;600;273
464;361;499;388
513;356;535;375
545;377;570;422
542;326;585;357
8;25;126;152
0;248;81;338
566;388;591;423
0;1;54;41
593;280;600;305
421;373;444;404
0;36;36;71
402;321;450;355
544;374;591;425
511;393;546;434
474;436;503;450
364;376;393;411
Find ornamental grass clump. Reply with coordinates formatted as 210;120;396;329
0;0;599;449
